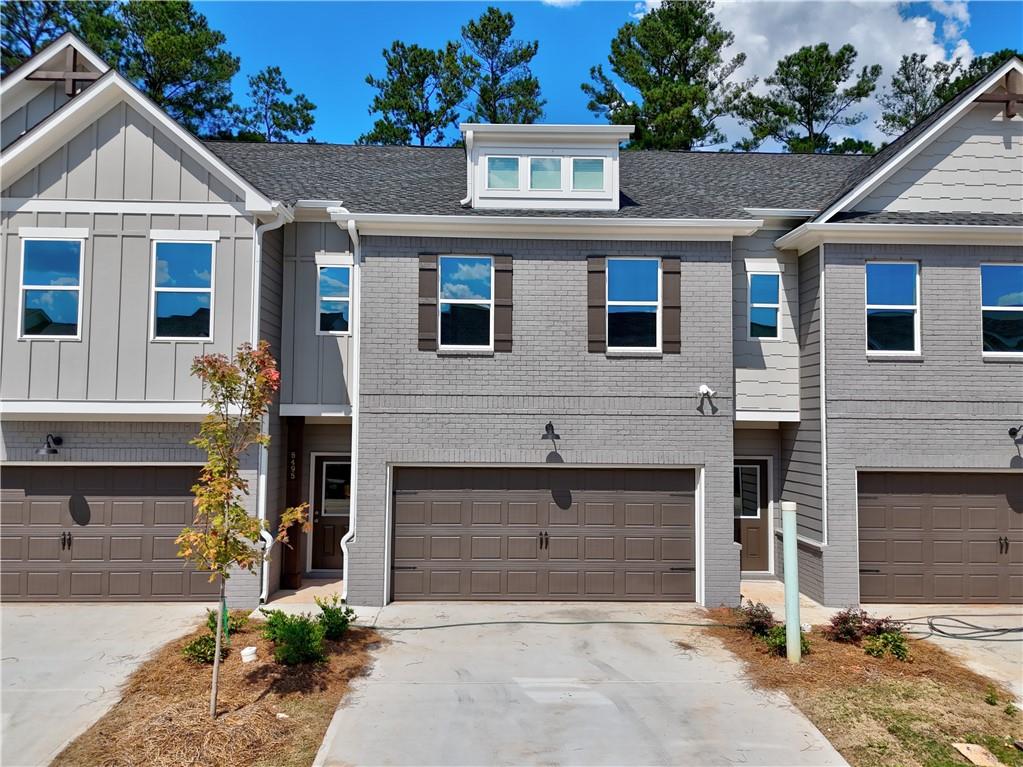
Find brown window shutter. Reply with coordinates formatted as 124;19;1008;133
493;255;513;352
662;257;681;354
418;253;438;351
587;256;607;353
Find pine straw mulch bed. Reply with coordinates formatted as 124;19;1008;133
52;613;383;767
705;608;1022;767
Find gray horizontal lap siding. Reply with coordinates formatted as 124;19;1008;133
348;235;738;607
821;242;1023;606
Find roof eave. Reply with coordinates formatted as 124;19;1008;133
776;222;1023;254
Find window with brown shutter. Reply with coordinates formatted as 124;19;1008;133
662;256;681;354
587;256;606;352
418;253;438;351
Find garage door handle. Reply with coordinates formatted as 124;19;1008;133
859;568;881;574
60;532;67;550
67;532;72;551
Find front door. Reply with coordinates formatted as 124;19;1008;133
311;457;351;571
734;461;770;572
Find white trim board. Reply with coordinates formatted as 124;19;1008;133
0;400;231;421
279;404;353;418
735;410;800;423
149;229;221;242
2;198;249;216
0;33;110;117
776;223;1023;255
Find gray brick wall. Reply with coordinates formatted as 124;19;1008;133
347;235;738;607
820;242;1023;606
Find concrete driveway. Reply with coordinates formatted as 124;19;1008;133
1;602;211;767
315;602;846;767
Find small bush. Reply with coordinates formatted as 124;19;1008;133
259;608;290;643
182;633;228;664
736;599;777;637
266;612;326;665
1004;702;1018;717
863;630;909;661
824;608;904;644
864;615;904;636
315;594;357;640
984;686;1000;706
206;609;248;637
763;625;810;657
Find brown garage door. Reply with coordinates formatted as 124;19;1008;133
392;467;696;601
1;466;219;601
858;472;1022;604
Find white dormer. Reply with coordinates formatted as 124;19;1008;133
460;123;634;211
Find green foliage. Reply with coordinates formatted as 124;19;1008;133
984;686;1000;706
264;611;326;665
315;594;357;640
259;608;289;642
206;609;248;637
763;625;810;657
1;0;118;73
182;633;228;664
824;608;903;644
461;6;544;124
735;42;882;153
582;0;753;149
936;49;1023;103
1005;702;1018;717
236;65;316;142
876;53;963;137
736;599;777;637
863;631;910;661
359;40;474;146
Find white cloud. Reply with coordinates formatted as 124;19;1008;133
442;283;476;299
541;0;582;7
453;261;490;281
156;258;172;286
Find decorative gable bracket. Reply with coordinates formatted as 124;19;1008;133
25;45;101;97
973;69;1023;118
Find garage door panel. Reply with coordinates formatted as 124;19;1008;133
154;501;191;526
27;571;61;596
70;535;105;561
28;501;64;526
858;472;1019;604
27;536;62;561
392;467;695;602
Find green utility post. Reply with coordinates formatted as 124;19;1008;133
782;500;801;663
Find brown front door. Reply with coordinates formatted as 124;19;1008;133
0;466;218;601
391;467;696;601
734;461;769;572
858;472;1022;603
310;457;350;571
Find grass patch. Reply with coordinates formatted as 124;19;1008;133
707;608;1021;767
52;611;382;767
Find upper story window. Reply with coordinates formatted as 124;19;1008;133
530;157;561;190
748;273;781;340
20;236;84;338
487;157;519;190
572;158;605;191
981;264;1023;356
607;257;660;350
865;262;919;354
318;266;351;334
152;240;214;340
439;255;493;349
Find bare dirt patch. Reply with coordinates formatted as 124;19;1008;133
52;614;383;767
706;608;1021;767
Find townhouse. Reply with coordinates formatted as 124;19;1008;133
1;35;1020;607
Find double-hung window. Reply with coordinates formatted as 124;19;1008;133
865;262;919;354
20;236;84;338
439;255;493;348
317;263;351;334
981;264;1023;355
606;257;660;350
748;273;781;339
152;239;215;340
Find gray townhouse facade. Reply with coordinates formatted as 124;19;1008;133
1;35;1020;608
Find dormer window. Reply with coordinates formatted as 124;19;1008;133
572;158;604;191
486;157;519;190
530;158;561;190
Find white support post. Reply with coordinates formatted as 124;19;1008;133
782;500;801;663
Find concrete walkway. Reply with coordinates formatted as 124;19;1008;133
0;602;211;767
315;602;846;767
740;580;1023;702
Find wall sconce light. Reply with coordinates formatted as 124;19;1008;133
1010;425;1022;439
36;434;63;456
541;421;561;441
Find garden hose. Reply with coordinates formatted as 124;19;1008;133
898;614;1023;643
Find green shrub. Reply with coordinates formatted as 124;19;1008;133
736;599;777;637
182;633;228;664
260;610;326;665
315;594;357;640
1004;702;1018;717
206;609;248;637
984;686;1000;706
863;631;909;661
824;608;904;644
763;625;810;656
259;608;290;642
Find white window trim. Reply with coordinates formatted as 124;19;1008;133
606;256;662;353
571;157;606;192
529;156;563;191
316;261;353;337
148;229;221;242
149;239;216;342
747;271;782;341
980;262;1023;358
865;261;921;356
485;155;520;191
319;459;352;518
18;236;85;341
437;255;495;351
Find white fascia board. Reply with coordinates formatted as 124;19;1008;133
0;72;276;215
0;32;110;115
0;400;235;421
2;198;248;216
776;223;1023;254
279;404;354;418
815;58;1023;223
744;208;818;219
735;410;800;423
460;123;635;142
327;210;763;241
149;229;221;242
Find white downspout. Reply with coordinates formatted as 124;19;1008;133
459;129;474;207
251;202;293;604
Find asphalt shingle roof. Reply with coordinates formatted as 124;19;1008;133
832;211;1023;226
205;141;868;219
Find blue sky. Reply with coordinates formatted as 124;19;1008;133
198;1;1022;147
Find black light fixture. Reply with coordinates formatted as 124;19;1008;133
541;421;561;441
1010;424;1023;439
36;434;62;456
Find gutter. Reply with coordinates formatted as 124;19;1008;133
251;202;294;604
459;129;474;207
775;222;1023;254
